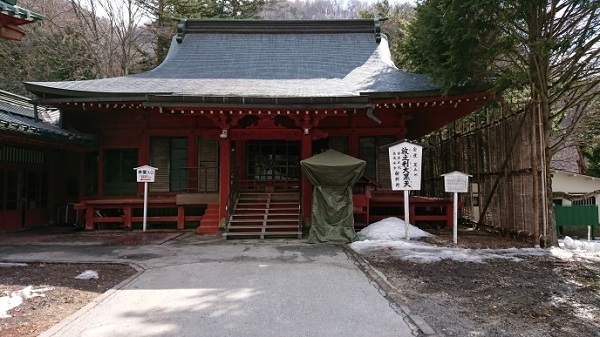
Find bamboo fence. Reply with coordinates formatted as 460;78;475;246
418;101;546;242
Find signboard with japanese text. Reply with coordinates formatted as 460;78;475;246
134;165;157;183
442;171;470;193
388;141;423;191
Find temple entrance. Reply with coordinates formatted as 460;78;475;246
247;140;300;180
243;140;300;191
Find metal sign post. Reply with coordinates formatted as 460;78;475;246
134;165;157;232
388;141;423;240
441;171;472;245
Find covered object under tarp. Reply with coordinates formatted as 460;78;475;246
300;150;366;243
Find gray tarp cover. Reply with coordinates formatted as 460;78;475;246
300;149;366;243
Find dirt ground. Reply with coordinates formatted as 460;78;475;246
365;230;600;337
0;263;136;337
1;229;599;337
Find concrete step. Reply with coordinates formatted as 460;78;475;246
223;231;303;239
228;224;300;229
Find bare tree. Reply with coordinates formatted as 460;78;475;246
69;0;148;76
260;0;367;19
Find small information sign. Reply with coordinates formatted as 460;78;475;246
441;171;472;245
134;165;158;232
135;165;157;183
442;171;470;193
388;141;423;191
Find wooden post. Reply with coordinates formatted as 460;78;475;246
219;135;231;226
301;132;312;221
85;205;93;230
123;205;132;229
404;190;410;240
177;205;185;229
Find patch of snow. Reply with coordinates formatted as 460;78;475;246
555;236;600;262
75;270;99;280
0;263;28;267
0;294;23;318
356;217;432;241
13;285;53;299
350;217;600;263
0;286;53;318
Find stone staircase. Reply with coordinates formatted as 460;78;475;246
223;192;302;239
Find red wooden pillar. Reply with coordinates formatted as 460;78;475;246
177;205;185;229
219;135;231;225
85;205;93;230
301;132;312;222
123;205;132;229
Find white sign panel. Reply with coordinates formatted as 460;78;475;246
442;171;471;193
389;141;423;191
135;165;157;183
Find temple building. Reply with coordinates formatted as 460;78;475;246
23;19;493;237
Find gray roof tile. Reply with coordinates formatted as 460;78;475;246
26;20;439;99
0;92;89;142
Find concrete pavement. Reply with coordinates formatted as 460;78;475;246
0;231;430;336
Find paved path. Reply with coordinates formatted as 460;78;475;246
0;232;422;337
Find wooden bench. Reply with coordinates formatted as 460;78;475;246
367;192;457;228
74;196;211;230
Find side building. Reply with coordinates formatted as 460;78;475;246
0;90;92;229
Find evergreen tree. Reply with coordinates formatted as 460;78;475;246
402;0;600;247
137;0;274;67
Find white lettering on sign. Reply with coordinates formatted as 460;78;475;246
388;142;422;191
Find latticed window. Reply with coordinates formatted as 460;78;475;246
103;149;138;196
0;169;48;210
150;137;188;192
0;146;44;164
247;140;300;181
359;135;395;184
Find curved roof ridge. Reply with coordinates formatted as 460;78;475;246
175;18;383;43
181;18;379;33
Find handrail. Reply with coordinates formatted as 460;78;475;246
224;168;240;228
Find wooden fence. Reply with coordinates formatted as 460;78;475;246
418;101;548;242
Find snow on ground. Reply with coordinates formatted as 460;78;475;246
350;217;600;263
554;236;600;262
356;217;432;241
0;285;53;318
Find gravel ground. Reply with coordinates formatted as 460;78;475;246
1;228;599;337
361;230;600;337
0;263;136;337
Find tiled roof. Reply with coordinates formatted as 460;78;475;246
25;19;439;100
0;90;90;143
0;0;44;22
